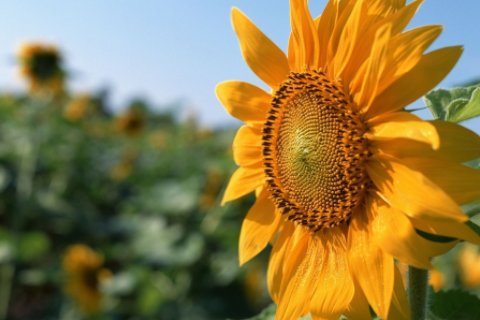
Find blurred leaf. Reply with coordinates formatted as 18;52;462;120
0;166;11;193
18;269;48;285
138;283;163;316
430;289;480;320
103;271;137;296
18;232;50;262
0;241;13;263
424;86;480;122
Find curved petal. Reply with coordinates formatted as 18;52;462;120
379;25;443;92
216;81;271;126
222;167;264;205
231;8;290;89
233;126;262;168
366;154;467;223
344;0;424;91
402;157;480;205
347;208;394;319
342;277;372;320
366;112;439;149
369;120;480;163
410;218;480;246
311;228;354;320
239;188;281;265
366;46;463;118
289;0;320;70
267;221;295;303
354;22;391;109
367;192;458;269
277;231;324;320
317;0;339;68
387;265;411;320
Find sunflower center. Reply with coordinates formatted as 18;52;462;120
262;70;370;232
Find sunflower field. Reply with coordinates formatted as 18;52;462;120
2;1;480;320
0;44;274;320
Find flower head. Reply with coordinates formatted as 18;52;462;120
64;94;92;122
63;245;111;315
17;42;65;94
115;108;145;137
217;1;480;319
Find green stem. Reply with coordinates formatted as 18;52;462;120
408;266;429;320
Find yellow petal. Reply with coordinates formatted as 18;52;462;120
239;188;281;266
222;167;264;205
367;192;458;269
267;221;295;303
231;8;290;89
289;0;320;70
331;0;366;79
366;46;463;118
366;111;440;149
402;157;480;205
216;81;271;126
366;154;467;223
387;265;411;320
310;228;354;320
344;0;424;91
233;126;262;168
342;277;372;320
369;119;480;163
380;25;443;91
316;0;339;68
277;232;324;320
356;23;391;109
410;218;480;246
347;208;394;319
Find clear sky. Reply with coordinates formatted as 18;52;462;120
0;0;479;133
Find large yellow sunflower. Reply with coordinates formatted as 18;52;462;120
216;1;480;319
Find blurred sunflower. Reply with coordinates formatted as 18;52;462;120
217;1;480;319
458;243;480;288
199;168;225;210
64;94;91;122
63;245;111;315
17;42;65;94
115;108;145;137
428;269;445;292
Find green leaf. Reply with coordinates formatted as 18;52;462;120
424;86;480;122
18;232;50;262
429;289;480;320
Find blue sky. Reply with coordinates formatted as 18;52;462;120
0;0;479;133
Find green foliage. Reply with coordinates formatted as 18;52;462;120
424;86;480;122
429;289;480;320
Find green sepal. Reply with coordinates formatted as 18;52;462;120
424;86;480;122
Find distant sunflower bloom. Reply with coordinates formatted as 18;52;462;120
63;245;111;315
64;94;91;122
217;1;480;319
17;43;65;94
115;109;145;136
458;243;480;288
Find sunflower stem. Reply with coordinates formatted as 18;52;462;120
408;266;429;320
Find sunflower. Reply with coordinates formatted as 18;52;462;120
63;245;111;315
458;243;480;288
17;42;65;94
64;94;91;122
217;1;480;319
115;108;145;137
